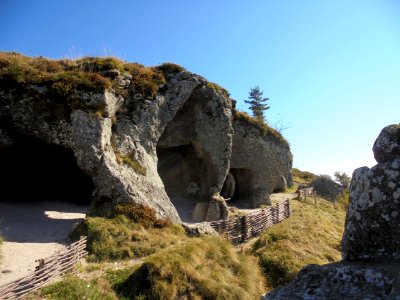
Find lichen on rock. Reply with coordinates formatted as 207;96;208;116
264;123;400;299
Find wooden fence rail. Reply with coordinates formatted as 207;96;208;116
209;200;291;243
0;236;87;300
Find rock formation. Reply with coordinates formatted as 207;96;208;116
0;53;292;223
308;177;344;200
265;124;400;299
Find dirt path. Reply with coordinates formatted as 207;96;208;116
270;192;297;204
0;201;88;286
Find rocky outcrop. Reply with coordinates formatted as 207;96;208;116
342;124;400;261
308;177;344;200
225;113;293;208
264;124;400;299
0;54;292;223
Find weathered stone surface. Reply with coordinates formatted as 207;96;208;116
308;177;344;200
182;222;218;237
0;59;292;223
373;124;400;163
265;123;400;299
229;117;293;207
342;159;400;261
206;194;229;221
264;263;400;300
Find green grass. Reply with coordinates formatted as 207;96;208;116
252;197;347;290
121;236;265;299
72;203;187;262
234;110;290;147
36;276;116;300
120;154;147;176
206;82;230;98
292;168;318;184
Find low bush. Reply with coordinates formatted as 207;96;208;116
252;198;346;289
121;236;265;299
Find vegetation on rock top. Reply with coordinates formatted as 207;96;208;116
292;168;318;184
234;110;290;147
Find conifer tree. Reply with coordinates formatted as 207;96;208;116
244;86;270;122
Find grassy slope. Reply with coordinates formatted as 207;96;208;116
34;237;265;300
252;197;347;289
29;196;347;299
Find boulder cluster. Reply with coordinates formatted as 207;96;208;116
265;124;400;299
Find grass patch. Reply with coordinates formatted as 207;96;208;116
207;82;230;98
120;154;147;176
234;110;289;147
122;236;265;299
72;203;187;262
292;168;317;184
252;198;346;289
36;276;116;300
156;62;186;75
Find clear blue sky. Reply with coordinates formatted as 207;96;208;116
1;0;399;177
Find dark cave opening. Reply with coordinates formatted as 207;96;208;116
0;134;94;204
157;144;213;222
222;168;253;208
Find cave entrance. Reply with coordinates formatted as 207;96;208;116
0;134;94;204
222;168;253;209
157;143;213;222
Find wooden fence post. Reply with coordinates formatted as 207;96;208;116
314;190;317;206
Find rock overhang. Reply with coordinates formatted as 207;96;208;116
0;52;292;223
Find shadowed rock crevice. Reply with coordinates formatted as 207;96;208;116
222;169;254;208
0;133;94;204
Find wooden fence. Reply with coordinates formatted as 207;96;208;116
209;200;291;244
297;187;316;200
0;236;87;300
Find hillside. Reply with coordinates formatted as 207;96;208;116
20;193;348;299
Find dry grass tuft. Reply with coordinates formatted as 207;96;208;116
234;111;289;147
123;236;265;299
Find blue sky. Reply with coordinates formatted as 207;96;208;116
1;0;399;177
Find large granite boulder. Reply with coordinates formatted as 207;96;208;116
308;177;344;200
264;123;400;299
0;53;292;223
342;125;400;261
264;262;400;299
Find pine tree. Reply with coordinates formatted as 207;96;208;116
244;86;270;122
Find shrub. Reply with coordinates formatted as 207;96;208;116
234;110;290;147
121;236;265;299
111;203;171;228
253;198;346;289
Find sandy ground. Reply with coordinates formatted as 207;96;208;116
0;201;88;286
270;192;298;203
